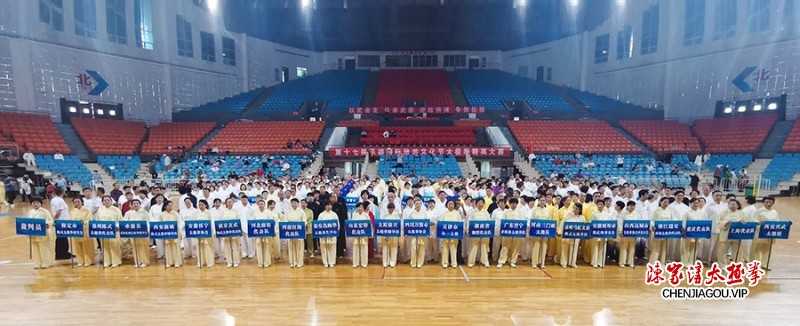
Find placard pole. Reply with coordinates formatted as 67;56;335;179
765;239;774;271
132;239;139;268
70;238;75;269
100;240;105;270
601;239;607;268
28;236;32;260
735;239;742;263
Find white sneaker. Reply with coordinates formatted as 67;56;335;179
510;263;517;268
232;264;239;267
227;264;233;268
496;264;502;269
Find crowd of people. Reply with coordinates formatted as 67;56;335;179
14;171;785;271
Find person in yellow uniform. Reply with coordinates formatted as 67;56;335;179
717;199;753;264
302;200;315;259
159;201;182;268
497;198;524;268
123;199;150;267
27;197;54;269
589;200;613;268
70;197;95;267
618;201;640;268
318;202;339;268
467;198;492;268
379;203;401;268
194;200;215;268
751;196;779;264
252;199;276;268
285;198;306;268
220;198;241;268
97;195;123;268
559;203;583;268
530;198;553;269
649;197;673;264
440;200;462;269
351;203;371;268
408;199;429;268
681;198;707;265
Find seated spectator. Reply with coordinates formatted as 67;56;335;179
23;151;36;166
53;151;64;161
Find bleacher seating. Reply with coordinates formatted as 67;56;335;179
567;88;632;112
97;155;141;181
163;155;306;180
202;121;324;154
361;127;476;146
509;120;640;154
671;154;699;172
457;70;572;112
619;120;702;154
762;153;800;188
536;154;689;187
35;154;92;187
141;122;216;155
704;154;753;173
338;120;381;128
188;87;265;114
453;119;492;128
0;112;70;153
258;71;368;113
374;70;453;107
781;119;800;152
692;115;777;153
71;118;147;155
377;154;461;179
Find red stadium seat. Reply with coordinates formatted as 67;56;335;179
619;120;702;154
781;119;800;152
692;115;777;153
0;111;70;154
71;118;147;155
374;70;453;107
141;122;216;155
202;121;324;154
509;120;641;154
361;126;477;146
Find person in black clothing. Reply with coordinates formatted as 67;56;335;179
690;174;700;192
306;193;322;252
328;192;348;258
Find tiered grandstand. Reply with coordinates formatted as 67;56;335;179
71;118;147;155
141;122;217;155
509;120;641;154
619;120;702;154
202;121;324;154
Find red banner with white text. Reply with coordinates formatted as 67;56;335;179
348;107;486;115
328;147;512;158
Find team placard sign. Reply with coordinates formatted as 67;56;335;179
499;220;527;238
374;219;402;237
622;220;650;238
728;222;758;240
149;221;179;239
404;219;430;237
468;220;495;238
562;222;590;239
437;221;464;240
529;219;557;238
247;220;276;238
118;221;149;238
89;221;117;239
55;220;84;238
312;220;339;238
214;220;243;238
345;220;372;238
654;221;683;239
279;221;306;239
758;221;792;239
185;220;213;238
685;220;712;239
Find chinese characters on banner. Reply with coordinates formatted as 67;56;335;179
328;147;512;158
348;107;486;115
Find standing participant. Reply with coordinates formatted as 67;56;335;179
351;203;371;268
702;191;726;263
28;197;54;269
234;194;255;259
649;197;673;264
497;198;524;268
302;199;315;259
69;197;95;267
751;196;779;264
159;201;182;267
318;202;339;268
716;199;752;264
440;200;461;269
379;203;401;268
194;200;215;267
220;198;242;268
180;198;198;260
50;189;70;260
97;196;123;268
467;198;492;268
407;199;429;268
330;193;348;259
559;203;583;268
589;200;613;268
618;201;640;268
681;198;706;265
252;200;277;268
285;198;306;268
426;199;441;264
124;199;150;267
149;195;166;259
530;198;553;269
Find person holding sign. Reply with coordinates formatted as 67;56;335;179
27;197;54;269
123;199;150;267
530;198;553;269
69;197;95;267
285;198;306;268
648;197;673;264
180;198;198;260
352;203;371;268
751;196;779;264
160;201;183;268
467;198;492;268
194;200;215;268
252;200;278;268
559;204;583;268
497;198;524;268
97;196;123;268
716;199;751;264
618;201;641;268
379;203;401;268
440;200;461;269
408;199;429;268
589;200;613;268
318;202;339;267
681;198;707;265
221;198;241;268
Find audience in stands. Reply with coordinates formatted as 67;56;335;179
53;152;64;161
23;151;36;166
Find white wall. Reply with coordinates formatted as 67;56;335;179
501;35;584;87
246;37;322;89
320;50;503;71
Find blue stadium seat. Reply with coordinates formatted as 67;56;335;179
377;155;461;179
97;155;141;181
457;70;573;112
762;153;800;188
258;70;368;113
704;154;752;173
34;155;93;188
188;87;266;114
566;87;635;112
162;155;307;180
535;154;690;187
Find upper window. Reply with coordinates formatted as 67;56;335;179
747;0;770;33
713;0;737;40
616;25;633;60
594;34;610;63
641;4;659;55
39;0;64;31
176;15;193;58
74;0;96;37
106;0;127;44
200;32;216;62
222;37;236;66
684;0;705;46
135;0;154;50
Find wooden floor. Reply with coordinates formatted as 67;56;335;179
1;199;799;325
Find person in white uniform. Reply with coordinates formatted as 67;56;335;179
318;202;339;268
